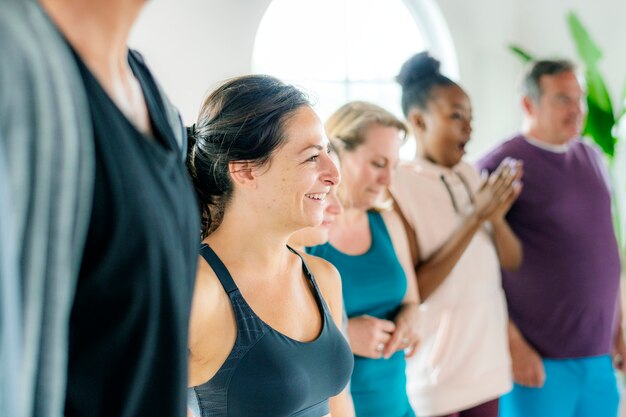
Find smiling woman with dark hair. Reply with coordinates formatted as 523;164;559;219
186;75;353;417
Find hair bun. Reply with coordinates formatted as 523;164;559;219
396;51;441;88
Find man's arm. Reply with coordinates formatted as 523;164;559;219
508;320;545;387
613;289;626;371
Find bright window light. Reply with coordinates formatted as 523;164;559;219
253;0;425;122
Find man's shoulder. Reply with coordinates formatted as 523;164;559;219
0;2;51;57
476;133;525;172
0;2;71;88
570;138;602;158
0;2;33;67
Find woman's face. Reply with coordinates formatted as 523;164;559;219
340;123;401;210
415;84;472;168
255;106;340;231
289;152;343;247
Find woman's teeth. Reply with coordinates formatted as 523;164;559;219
306;193;326;201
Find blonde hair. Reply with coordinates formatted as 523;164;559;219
325;101;406;211
325;101;408;153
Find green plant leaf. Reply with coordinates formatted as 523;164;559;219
584;93;616;157
567;11;602;67
508;44;534;63
567;11;616;156
620;77;626;119
585;67;614;115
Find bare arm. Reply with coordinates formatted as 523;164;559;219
489;159;523;271
414;212;483;301
613;289;626;371
415;159;522;301
508;319;545;387
491;218;523;271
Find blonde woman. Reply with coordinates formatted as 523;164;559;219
309;101;420;417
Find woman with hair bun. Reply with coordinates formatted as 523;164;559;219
391;52;523;417
185;75;353;417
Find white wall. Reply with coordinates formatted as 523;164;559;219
130;0;272;123
130;0;626;159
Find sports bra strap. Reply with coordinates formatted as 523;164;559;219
200;244;321;296
287;246;317;284
199;244;238;294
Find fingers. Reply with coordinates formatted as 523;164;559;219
502;181;523;207
514;359;545;388
383;330;402;359
491;157;510;178
510;334;545;388
497;181;517;204
403;338;421;359
365;318;395;358
533;362;546;387
490;164;515;195
490;158;522;188
478;170;489;191
483;159;523;212
370;328;392;357
383;322;420;359
378;319;396;334
614;353;625;371
347;315;396;359
476;160;519;218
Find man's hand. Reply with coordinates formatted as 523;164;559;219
613;329;626;371
509;321;545;388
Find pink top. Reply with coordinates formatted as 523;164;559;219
391;158;511;416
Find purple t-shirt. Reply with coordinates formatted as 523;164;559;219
477;134;621;358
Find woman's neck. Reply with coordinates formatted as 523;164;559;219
205;207;295;274
331;207;369;234
328;208;372;255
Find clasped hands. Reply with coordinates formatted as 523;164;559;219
347;303;420;359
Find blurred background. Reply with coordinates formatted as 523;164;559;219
129;0;626;162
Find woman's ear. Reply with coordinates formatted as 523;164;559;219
408;109;426;132
229;161;256;189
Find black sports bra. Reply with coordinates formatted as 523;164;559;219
189;244;354;417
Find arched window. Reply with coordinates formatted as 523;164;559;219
253;0;457;158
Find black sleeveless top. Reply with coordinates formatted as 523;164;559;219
65;50;200;417
190;244;354;417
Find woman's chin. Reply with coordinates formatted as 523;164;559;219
300;213;324;230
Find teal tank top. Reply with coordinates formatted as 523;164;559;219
308;211;415;417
